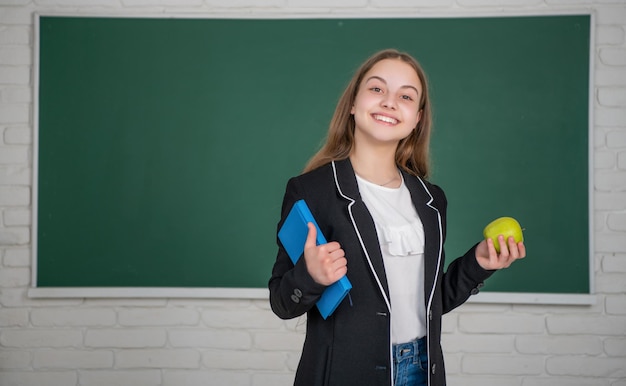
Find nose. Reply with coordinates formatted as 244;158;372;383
381;94;397;110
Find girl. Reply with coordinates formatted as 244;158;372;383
269;49;525;386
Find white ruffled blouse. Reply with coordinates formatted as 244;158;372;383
356;173;427;344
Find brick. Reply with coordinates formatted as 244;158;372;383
596;68;626;87
596;232;626;253
0;47;30;66
458;0;542;5
253;372;298;386
0;307;29;327
603;253;626;272
0;104;29;124
598;87;626;107
547;315;626;335
0;349;30;369
371;0;451;6
0;329;82;348
600;47;626;66
594;170;626;191
0;146;28;164
85;329;166;348
546;355;626;377
595;192;626;211
442;333;514;353
0;7;32;24
448;375;520;386
4;127;31;144
605;293;626;315
595;106;626;127
595;127;607;148
522;377;611;386
116;349;199;369
202;349;285;371
118;307;199;326
79;370;161;386
0;26;29;45
462;354;544;375
0;288;82;307
33;349;114;369
0;227;30;245
31;308;116;327
0;166;31;185
3;208;30;226
596;5;626;25
0;266;29;287
254;331;304;351
0;86;31;103
286;0;367;7
0;186;29;205
595;150;615;168
0;371;78;386
34;0;120;6
0;66;29;85
515;335;603;355
124;0;204;6
618;150;626;169
162;370;250;386
595;272;626;293
2;247;30;266
596;25;625;45
169;329;252;350
607;212;626;231
202;308;282;329
458;314;545;334
604;337;626;356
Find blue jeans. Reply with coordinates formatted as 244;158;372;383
392;337;428;386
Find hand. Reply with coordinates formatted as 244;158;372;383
475;235;526;270
303;222;348;286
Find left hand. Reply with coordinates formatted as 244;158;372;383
475;235;526;270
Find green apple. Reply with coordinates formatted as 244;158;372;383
483;217;524;253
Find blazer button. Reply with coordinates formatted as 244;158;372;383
294;288;303;297
470;287;480;295
291;294;300;303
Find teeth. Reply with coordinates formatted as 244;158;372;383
374;114;397;124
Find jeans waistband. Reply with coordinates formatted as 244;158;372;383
392;336;426;363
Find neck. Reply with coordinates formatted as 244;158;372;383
350;145;400;187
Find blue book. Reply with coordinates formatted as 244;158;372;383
278;199;352;319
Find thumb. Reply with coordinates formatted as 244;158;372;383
304;222;317;249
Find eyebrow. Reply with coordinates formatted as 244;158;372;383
365;75;420;96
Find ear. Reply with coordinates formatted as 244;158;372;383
351;105;355;115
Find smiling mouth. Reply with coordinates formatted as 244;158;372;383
373;114;398;125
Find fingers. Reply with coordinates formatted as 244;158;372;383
303;223;347;286
479;235;525;270
304;222;317;250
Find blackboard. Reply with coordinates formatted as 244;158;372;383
36;15;591;294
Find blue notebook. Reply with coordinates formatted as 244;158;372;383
278;199;352;319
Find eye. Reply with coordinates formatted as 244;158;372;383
370;86;383;93
401;94;414;101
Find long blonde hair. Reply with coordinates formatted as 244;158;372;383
303;49;433;178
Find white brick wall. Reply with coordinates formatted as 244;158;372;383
0;1;624;386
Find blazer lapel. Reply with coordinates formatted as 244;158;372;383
402;171;444;308
332;159;391;309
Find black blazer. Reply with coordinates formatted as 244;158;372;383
269;158;493;386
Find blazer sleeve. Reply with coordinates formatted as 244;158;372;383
431;184;495;314
268;177;327;320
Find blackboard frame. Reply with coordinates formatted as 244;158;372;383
30;12;596;305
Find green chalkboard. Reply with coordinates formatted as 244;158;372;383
36;15;590;293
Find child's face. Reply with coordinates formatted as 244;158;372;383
351;58;422;148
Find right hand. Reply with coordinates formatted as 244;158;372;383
303;222;348;286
